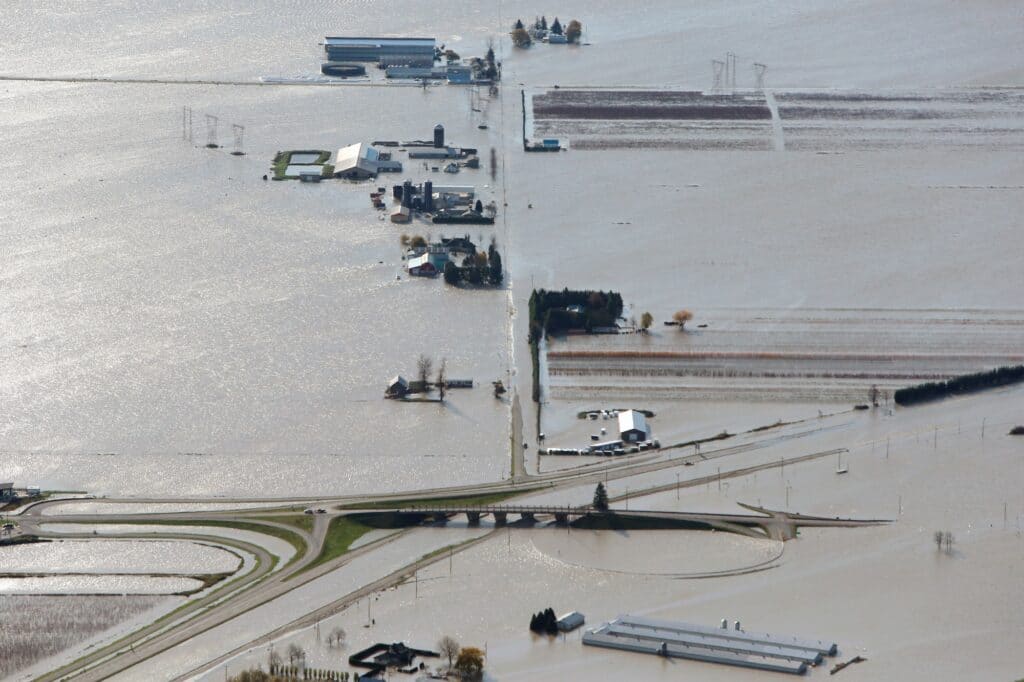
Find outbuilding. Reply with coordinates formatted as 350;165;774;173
386;376;409;398
334;143;381;180
618;409;649;443
0;482;14;500
557;611;586;632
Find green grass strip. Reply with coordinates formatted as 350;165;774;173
291;516;374;578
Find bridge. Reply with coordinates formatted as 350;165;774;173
396;503;890;541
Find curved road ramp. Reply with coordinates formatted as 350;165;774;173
582;614;838;675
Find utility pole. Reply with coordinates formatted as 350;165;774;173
676;473;680;500
753;63;767;90
205;114;219;148
711;59;725;93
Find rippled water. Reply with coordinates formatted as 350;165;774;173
0;575;202;595
0;539;239;574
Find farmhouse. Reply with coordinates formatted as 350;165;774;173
407;254;438;277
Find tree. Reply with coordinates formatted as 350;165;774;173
933;530;944;550
400;233;411;247
485;45;496;66
673;309;694;329
438;635;460;670
513;18;524;30
436;358;447;401
489;249;503;285
327;626;346;648
286;643;305;667
593;482;609;511
511;27;531;47
640;312;653;331
444;49;460;63
540;16;548;30
410;235;427;248
550;17;563;35
566;19;583;43
455;647;485;680
417;354;433;387
444;260;461;284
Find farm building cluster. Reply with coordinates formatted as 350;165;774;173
320;36;500;84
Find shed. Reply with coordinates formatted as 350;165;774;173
391;205;412;223
557;611;585;632
386;376;409;398
618;409;649;443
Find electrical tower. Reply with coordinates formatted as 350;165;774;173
754;63;767;90
204;114;219;148
231;124;245;156
726;52;737;91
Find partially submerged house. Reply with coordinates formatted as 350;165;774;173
618;409;649;443
407;253;438;277
386;375;409;398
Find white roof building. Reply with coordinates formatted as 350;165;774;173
618;410;648;442
334;143;380;179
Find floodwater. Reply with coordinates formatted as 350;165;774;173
0;539;239;574
2;1;1024;679
0;575;202;595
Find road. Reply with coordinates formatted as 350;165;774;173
17;420;861;680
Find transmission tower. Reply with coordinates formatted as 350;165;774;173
182;106;193;143
204;114;219;148
711;59;725;93
726;52;737;91
753;63;767;90
231;124;245;156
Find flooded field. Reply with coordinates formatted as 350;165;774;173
0;575;202;595
0;595;167;680
530;87;1024;151
0;539;240;575
544;308;1024;403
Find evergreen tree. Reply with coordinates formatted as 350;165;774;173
550;17;563;35
593;482;609;511
514;18;524;30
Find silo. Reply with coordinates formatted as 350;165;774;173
433;124;445;148
423;180;434;212
402;180;413;208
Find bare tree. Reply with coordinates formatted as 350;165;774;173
327;626;346;648
417;354;433;388
438;635;460;670
869;384;879;407
267;648;282;670
943;531;954;553
934;530;944;550
286;643;305;667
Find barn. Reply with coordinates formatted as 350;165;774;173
618;410;649;443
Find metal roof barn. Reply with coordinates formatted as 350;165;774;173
618;410;648;442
